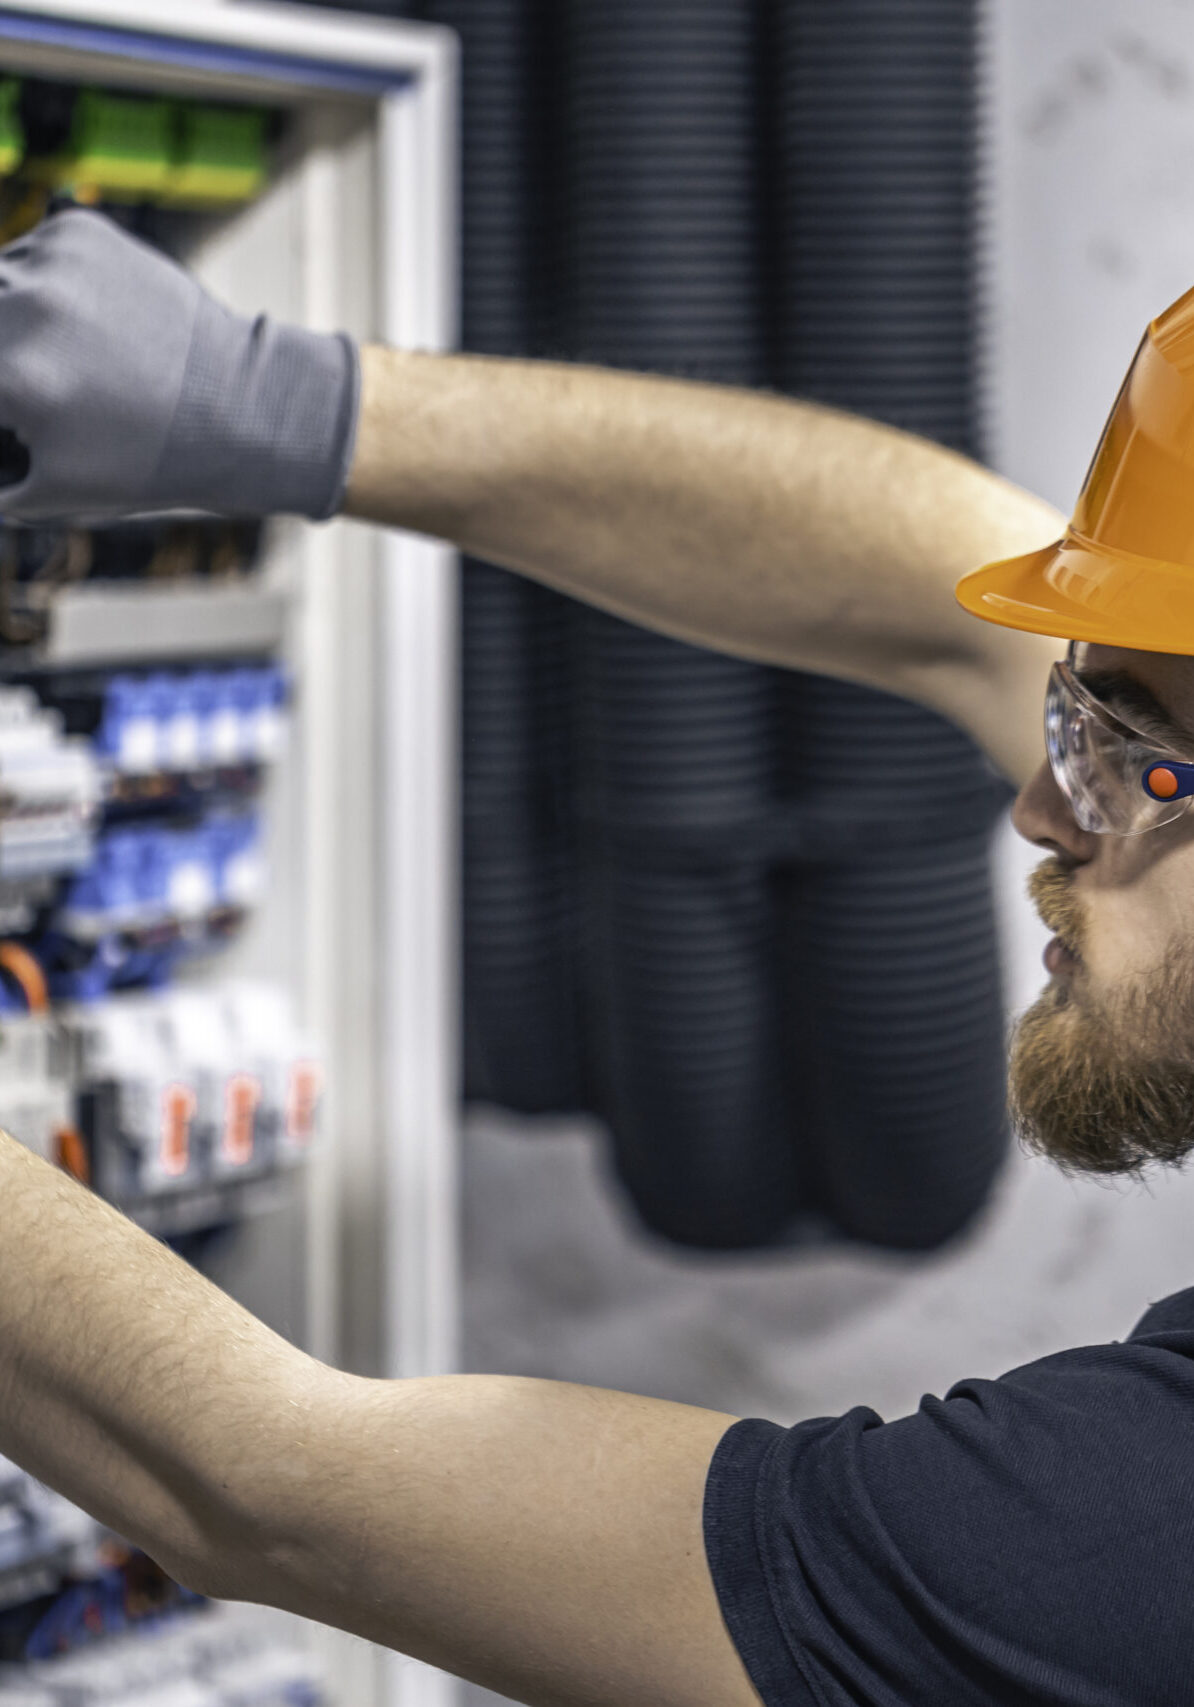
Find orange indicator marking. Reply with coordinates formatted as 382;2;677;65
223;1073;261;1167
160;1083;196;1178
1148;766;1180;799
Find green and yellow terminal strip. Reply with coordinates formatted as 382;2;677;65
0;80;269;211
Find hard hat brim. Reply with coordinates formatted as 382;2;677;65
955;534;1194;655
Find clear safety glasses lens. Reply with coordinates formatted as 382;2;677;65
1045;661;1192;836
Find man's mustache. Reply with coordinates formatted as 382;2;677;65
1028;857;1085;955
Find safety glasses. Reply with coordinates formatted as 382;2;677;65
1045;643;1194;836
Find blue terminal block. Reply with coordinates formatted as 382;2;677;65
229;667;262;761
29;662;281;1003
144;673;178;771
60;830;144;936
189;670;220;766
163;672;203;774
135;829;173;917
210;812;265;910
208;669;245;766
165;826;217;923
95;666;292;780
96;675;158;775
51;811;263;957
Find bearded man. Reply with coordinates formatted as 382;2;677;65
0;209;1190;1707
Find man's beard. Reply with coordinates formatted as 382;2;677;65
1009;858;1194;1173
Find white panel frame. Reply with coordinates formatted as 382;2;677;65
376;47;462;1707
377;46;461;1700
0;0;451;82
377;47;460;1391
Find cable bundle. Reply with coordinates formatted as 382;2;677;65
769;0;981;453
319;0;1011;1251
559;0;808;1246
421;0;583;1111
769;0;1009;1247
563;0;763;386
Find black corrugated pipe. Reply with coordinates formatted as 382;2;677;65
298;0;1013;1253
775;679;1010;1249
768;0;981;451
767;0;1010;1247
420;0;585;1113
560;0;804;1248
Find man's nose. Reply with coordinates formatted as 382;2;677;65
1011;759;1099;862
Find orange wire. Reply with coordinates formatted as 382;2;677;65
54;1126;91;1187
0;941;49;1014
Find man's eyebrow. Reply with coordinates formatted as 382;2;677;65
1079;668;1194;750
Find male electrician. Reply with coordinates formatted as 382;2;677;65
0;209;1190;1707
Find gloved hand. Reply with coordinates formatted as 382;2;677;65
0;208;360;522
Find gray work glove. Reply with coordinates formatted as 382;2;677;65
0;208;360;522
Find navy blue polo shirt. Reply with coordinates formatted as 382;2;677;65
703;1286;1194;1706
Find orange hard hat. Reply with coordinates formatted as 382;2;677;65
957;283;1194;652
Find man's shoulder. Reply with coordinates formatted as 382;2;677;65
707;1296;1194;1707
1126;1283;1194;1342
926;1287;1194;1424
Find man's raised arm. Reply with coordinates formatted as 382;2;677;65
0;211;1061;788
345;345;1063;786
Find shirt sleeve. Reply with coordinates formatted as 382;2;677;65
703;1337;1194;1707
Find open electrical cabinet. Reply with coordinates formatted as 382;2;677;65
0;4;459;1704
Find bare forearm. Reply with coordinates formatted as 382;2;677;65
0;1130;315;1594
0;1135;751;1706
344;346;1063;783
254;1374;750;1707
